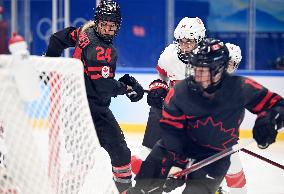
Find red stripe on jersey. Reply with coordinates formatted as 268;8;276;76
160;119;184;129
225;169;246;188
268;95;282;109
244;78;263;90
90;74;102;80
164;88;174;105
90;73;114;80
84;69;90;76
156;65;168;77
252;91;273;113
186;115;195;119
72;47;82;59
88;66;112;71
162;110;186;121
170;80;180;87
70;29;78;41
113;171;132;178
113;163;131;171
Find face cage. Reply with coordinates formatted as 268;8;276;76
227;61;239;73
189;64;226;94
175;40;197;64
94;19;120;42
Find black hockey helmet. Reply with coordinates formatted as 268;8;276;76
94;0;122;42
188;38;229;93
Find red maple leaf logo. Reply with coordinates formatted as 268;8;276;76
102;66;109;72
187;117;238;151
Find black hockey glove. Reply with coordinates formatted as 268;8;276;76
118;74;144;102
161;151;188;193
253;110;283;149
147;79;169;109
163;166;187;193
118;74;136;87
127;82;144;102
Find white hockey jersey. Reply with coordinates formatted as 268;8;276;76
156;43;188;86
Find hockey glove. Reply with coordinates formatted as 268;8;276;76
118;74;144;102
253;110;282;149
118;74;137;87
163;166;186;193
161;150;188;193
147;79;169;109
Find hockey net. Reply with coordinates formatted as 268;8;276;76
0;54;118;194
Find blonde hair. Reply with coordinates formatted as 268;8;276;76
81;20;96;32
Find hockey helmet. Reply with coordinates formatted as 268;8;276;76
188;38;229;93
174;17;206;63
94;0;122;42
174;17;206;42
225;43;242;73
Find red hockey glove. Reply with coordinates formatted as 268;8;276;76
147;79;169;109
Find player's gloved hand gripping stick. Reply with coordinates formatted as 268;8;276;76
148;112;284;193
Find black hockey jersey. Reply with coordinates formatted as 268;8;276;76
45;26;127;108
160;73;284;159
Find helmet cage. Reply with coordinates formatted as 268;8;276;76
94;0;122;42
175;39;197;64
227;61;239;73
188;39;229;93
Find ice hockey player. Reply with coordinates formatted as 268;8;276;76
226;43;242;74
127;38;284;194
219;42;246;194
131;17;206;174
131;17;246;194
45;0;144;193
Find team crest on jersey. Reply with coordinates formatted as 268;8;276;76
101;66;110;78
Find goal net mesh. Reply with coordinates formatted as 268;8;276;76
0;55;117;194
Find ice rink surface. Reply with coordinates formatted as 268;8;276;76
124;133;284;194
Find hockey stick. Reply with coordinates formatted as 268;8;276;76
146;139;255;193
172;116;284;178
172;139;255;178
147;127;283;193
241;148;284;171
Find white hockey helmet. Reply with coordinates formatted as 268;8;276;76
174;17;206;43
225;43;242;73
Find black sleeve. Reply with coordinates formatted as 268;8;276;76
45;27;78;57
93;78;128;98
159;88;186;154
242;77;284;114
